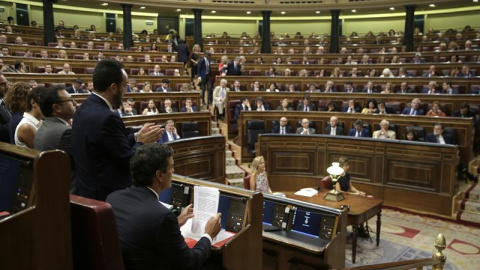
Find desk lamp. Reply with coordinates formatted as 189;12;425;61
324;162;345;202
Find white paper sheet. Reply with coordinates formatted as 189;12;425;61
294;188;318;197
191;186;219;236
181;219;235;245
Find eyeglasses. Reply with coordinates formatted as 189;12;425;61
58;98;76;105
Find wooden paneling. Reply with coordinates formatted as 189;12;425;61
258;134;458;216
167;136;225;183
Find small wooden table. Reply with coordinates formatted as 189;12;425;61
284;190;383;264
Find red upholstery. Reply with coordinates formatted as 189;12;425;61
244;175;251;190
70;194;124;270
320;175;333;190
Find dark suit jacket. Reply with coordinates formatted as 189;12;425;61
348;128;369;137
374;107;396;114
234;104;251;120
106;186;211;270
272;125;293;134
397;88;414;93
297;103;317;112
180;106;199;112
324;126;344;136
160;107;179;114
252;104;270;111
341;106;361;113
401;107;425;115
361;87;378;93
225;61;242;76
296;127;316;134
155;87;172;92
0;102;11;143
66;86;85;94
72;94;141;201
159;130;180;143
197;57;211;81
175;43;190;63
425;133;455;145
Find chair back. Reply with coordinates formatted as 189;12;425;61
247;120;265;155
70;195;124;270
320;175;333;190
181;122;199;138
244;175;251;190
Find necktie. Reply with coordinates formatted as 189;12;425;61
304;106;308;112
0;101;11;120
410;109;415;116
281;127;285;134
436;136;440;143
205;59;209;74
221;88;225;99
356;131;360;137
331;127;335;135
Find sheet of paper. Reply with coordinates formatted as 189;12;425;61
159;201;173;210
294;188;318;197
191;186;219;236
181;219;235;246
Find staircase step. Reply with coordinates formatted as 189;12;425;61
227;178;244;188
225;150;233;158
226;165;245;179
211;128;220;135
457;210;480;224
462;200;480;213
226;157;236;166
211;121;218;128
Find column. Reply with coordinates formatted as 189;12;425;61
42;0;55;45
329;10;341;54
261;11;272;54
192;9;203;51
403;5;416;52
121;4;133;50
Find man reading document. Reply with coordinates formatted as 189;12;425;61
107;144;222;270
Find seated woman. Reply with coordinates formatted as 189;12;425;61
142;99;159;115
335;157;365;196
14;87;44;148
276;98;293;111
426;101;446;117
250;156;272;194
267;83;279;92
404;128;418;141
287;84;297;92
362;98;377;114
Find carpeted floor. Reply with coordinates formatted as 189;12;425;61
345;208;480;269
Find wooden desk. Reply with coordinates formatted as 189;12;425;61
284;191;383;264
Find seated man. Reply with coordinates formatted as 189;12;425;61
160;99;178;114
348;119;369;137
344;81;357;93
375;100;396;114
372;119;396;139
66;78;85;94
342;99;361;113
126;78;138;93
297;95;316;112
121;101;135;117
323;80;337;93
159;120;180;143
252;96;269;111
362;81;377;93
456;65;473;78
272;117;293;134
106;143;222;270
126;98;138;115
306;83;320;93
231;80;244;92
296;118;315;135
454;102;477;128
58;63;75;75
441;81;458;94
44;64;53;74
155;78;172;92
425;123;454;144
180;98;199;113
401;98;425;115
397;82;413;93
421;81;439;94
234;97;251;126
212;79;230;119
324;116;343;136
422;65;439;77
149;64;164;76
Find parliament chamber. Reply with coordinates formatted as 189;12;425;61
1;0;477;269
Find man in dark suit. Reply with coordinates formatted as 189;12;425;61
296;118;315;135
66;78;85;94
174;39;189;70
397;82;414;93
158;120;180;143
149;64;164;76
425;123;455;145
231;80;244;92
252;96;269;111
441;81;458;94
272;117;293;134
234;97;251;123
72;60;162;201
34;85;77;192
341;99;361;113
155;78;172;92
197;51;213;105
106;143;222;270
344;82;357;93
401;98;425;115
348;119;369;137
375;100;396;114
223;56;242;76
422;65;440;77
297;95;316;111
160;98;178;114
324;116;344;136
362;81;378;93
454;102;477;128
180;98;199;113
0;74;11;143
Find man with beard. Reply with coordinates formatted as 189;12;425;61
72;60;162;201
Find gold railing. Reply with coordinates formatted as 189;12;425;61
344;234;446;270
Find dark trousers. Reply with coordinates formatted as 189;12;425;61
200;74;213;104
